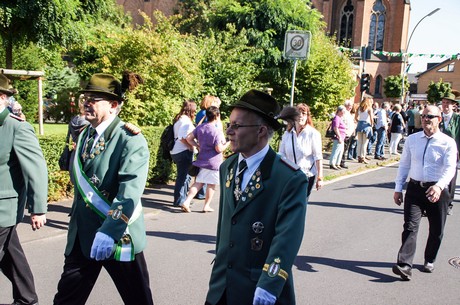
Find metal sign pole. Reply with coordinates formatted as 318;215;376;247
290;59;298;107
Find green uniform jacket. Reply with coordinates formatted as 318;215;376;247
0;109;48;227
206;148;308;305
440;112;460;155
66;117;150;259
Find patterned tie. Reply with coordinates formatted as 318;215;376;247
234;159;248;201
82;127;97;161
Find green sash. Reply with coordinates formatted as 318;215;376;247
73;129;142;261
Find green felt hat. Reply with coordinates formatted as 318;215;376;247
80;73;122;102
230;89;283;130
442;92;459;104
0;74;14;96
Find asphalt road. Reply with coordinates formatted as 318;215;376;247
1;164;460;305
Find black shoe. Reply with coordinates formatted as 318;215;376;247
329;165;339;170
11;302;38;305
340;164;348;169
392;264;412;281
447;204;453;215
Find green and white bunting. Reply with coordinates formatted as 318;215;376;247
338;46;460;60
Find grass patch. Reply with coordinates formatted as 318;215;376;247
33;123;68;136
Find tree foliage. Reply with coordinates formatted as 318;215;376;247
426;79;451;104
175;0;355;117
0;0;127;68
383;74;409;99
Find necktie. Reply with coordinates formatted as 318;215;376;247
82;128;97;160
422;137;432;166
234;159;247;201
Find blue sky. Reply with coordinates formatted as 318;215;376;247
407;0;459;73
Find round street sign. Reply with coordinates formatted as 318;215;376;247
284;30;311;60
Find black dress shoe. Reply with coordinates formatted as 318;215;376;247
329;165;338;170
392;264;412;281
340;164;348;169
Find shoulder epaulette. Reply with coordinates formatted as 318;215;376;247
9;113;24;122
280;156;300;171
124;122;142;135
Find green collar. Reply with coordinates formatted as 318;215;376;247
0;108;9;125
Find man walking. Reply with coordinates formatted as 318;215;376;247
205;90;308;305
439;92;460;215
341;99;355;169
392;105;457;280
0;74;48;305
374;102;389;160
53;73;154;305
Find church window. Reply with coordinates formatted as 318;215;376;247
339;0;354;47
368;0;386;51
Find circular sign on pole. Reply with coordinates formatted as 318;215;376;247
284;30;311;60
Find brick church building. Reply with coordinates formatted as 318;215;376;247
118;0;411;103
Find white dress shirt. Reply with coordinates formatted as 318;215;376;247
394;130;458;192
238;144;269;190
278;125;323;177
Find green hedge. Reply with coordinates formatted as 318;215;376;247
40;122;331;202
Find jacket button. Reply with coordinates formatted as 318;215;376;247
227;264;232;269
231;219;237;225
229;242;234;248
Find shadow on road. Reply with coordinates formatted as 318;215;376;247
147;230;216;245
294;255;406;283
308;201;403;215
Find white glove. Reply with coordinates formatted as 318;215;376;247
90;232;115;261
253;287;276;305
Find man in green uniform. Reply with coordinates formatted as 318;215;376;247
53;73;153;305
439;91;460;215
205;90;308;305
0;74;48;305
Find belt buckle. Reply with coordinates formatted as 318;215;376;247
419;181;427;188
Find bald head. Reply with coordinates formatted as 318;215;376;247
421;105;441;136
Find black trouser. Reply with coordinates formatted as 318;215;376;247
0;225;38;305
397;182;449;267
54;239;154;305
341;136;352;164
447;169;457;207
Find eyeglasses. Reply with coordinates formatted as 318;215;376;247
81;96;106;104
226;123;261;130
421;114;439;119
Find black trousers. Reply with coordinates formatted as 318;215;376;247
54;239;154;305
397;182;449;267
0;225;38;305
447;169;457;206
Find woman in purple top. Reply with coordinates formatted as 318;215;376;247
180;106;230;212
329;105;347;170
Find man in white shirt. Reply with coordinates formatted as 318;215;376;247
392;105;457;281
374;102;389;160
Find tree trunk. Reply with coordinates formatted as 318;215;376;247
5;38;13;69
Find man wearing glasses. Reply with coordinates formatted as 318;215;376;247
205;90;308;305
392;105;457;280
54;73;153;305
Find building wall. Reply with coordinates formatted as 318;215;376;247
116;0;178;25
311;0;411;103
417;59;460;94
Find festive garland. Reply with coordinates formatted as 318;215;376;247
338;46;460;60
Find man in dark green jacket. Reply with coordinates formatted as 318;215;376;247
439;91;460;215
53;73;153;305
0;74;48;305
205;90;308;305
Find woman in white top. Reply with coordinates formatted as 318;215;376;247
354;97;374;164
170;100;197;206
279;103;323;198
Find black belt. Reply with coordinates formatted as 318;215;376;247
409;178;436;188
